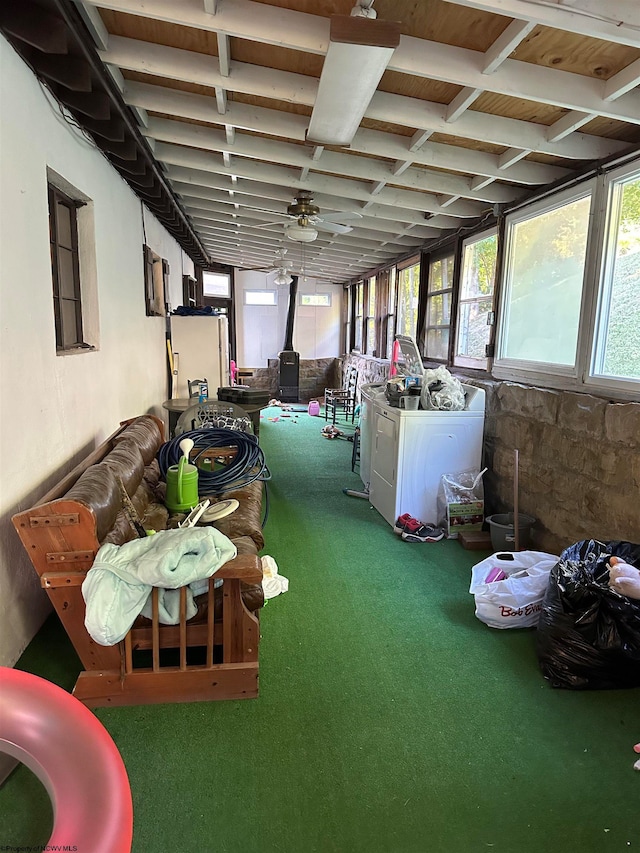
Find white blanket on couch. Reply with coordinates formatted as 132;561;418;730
82;527;237;646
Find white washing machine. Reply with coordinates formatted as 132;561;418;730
368;384;486;528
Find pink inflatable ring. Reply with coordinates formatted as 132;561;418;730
0;667;133;852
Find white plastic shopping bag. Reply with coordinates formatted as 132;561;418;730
469;551;559;629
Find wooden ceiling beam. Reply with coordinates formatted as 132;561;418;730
191;217;423;253
156;140;484;218
604;58;640;102
125;81;565;185
92;4;640;123
106;37;623;160
85;0;640;54
142;115;519;205
482;19;535;74
395;35;640;125
440;0;640;49
546;110;593;142
192;219;421;255
168;174;459;229
181;196;441;240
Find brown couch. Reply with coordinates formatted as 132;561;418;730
12;415;265;708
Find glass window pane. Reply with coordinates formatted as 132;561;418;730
503;195;591;365
57;247;77;299
456;298;493;359
354;318;362;350
356;283;364;314
429;254;454;293
203;272;230;297
426;328;449;360
427;292;451;326
60;298;81;348
56;200;73;249
461;234;497;300
245;290;277;305
597;176;640;380
386;315;395;359
366;318;376;354
300;293;331;306
388;267;396;313
368;277;376;314
396;263;419;338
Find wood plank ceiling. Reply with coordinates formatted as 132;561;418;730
77;0;640;282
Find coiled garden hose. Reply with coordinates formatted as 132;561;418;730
157;428;271;496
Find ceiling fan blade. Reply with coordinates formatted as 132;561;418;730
319;211;363;223
238;265;277;272
250;221;287;230
314;221;353;234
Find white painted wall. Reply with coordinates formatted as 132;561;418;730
235;270;342;366
0;36;194;665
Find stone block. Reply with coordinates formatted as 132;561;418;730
496;382;559;424
605;402;640;447
557;392;606;437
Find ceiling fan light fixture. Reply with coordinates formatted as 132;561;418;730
306;15;400;147
286;223;318;243
273;269;293;286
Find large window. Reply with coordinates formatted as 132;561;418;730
591;167;640;384
454;230;498;369
424;252;454;360
396;258;420;339
496;184;594;373
493;163;640;397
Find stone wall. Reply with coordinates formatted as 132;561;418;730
476;381;640;555
343;353;640;555
235;358;341;401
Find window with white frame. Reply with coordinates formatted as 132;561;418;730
424;252;454;361
396;258;420;339
365;276;376;354
385;266;397;359
300;293;331;306
495;183;594;376
354;281;364;351
203;270;231;298
591;166;640;385
245;290;277;306
454;230;498;369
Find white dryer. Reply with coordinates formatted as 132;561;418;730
368;385;485;528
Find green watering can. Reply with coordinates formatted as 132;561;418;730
165;438;199;513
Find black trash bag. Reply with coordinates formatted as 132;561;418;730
536;538;640;690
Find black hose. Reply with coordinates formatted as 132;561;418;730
157;428;270;495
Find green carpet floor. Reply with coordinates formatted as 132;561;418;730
2;407;639;853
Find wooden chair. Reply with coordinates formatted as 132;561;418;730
325;366;358;425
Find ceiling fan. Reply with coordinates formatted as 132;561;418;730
238;248;294;284
252;191;362;242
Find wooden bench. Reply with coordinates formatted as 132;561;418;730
12;415;264;708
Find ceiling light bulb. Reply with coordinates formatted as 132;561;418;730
286;223;318;243
274;270;293;286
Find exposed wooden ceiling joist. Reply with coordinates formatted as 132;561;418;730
56;0;640;279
